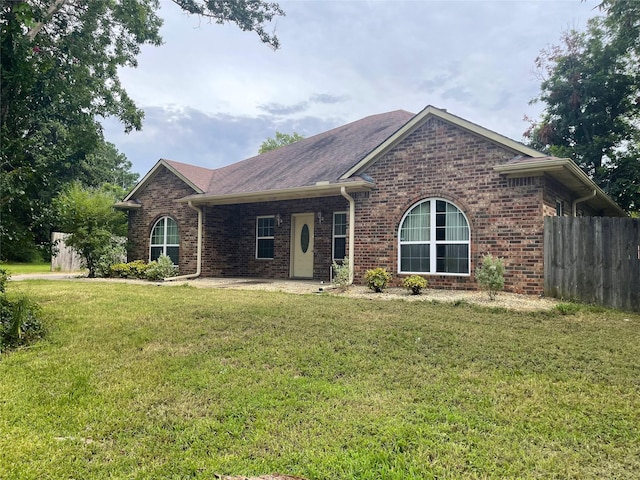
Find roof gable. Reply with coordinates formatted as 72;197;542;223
123;158;214;202
340;105;545;179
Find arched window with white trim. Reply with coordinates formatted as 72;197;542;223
398;199;470;275
150;217;179;265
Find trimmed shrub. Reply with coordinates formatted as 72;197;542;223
109;260;149;279
403;275;428;295
475;254;505;300
364;267;392;293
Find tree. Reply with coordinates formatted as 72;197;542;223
526;0;640;212
0;0;284;260
258;131;304;153
53;183;127;278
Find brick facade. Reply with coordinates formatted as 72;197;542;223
126;167;199;275
353;117;548;294
126;117;586;295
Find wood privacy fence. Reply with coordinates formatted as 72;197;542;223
544;216;640;312
51;232;84;272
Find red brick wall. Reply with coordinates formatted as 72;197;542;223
126;167;199;275
200;197;348;280
354;117;549;295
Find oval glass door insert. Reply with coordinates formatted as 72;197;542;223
301;224;310;253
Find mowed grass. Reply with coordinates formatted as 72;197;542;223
3;262;52;275
1;281;639;479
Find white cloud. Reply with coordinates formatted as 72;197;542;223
103;0;600;176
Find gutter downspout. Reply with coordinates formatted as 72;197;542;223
572;190;596;217
165;201;202;281
340;187;355;285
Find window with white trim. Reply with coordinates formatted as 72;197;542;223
150;217;179;264
333;212;347;261
398;199;470;275
256;216;275;259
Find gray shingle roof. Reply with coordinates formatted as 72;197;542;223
185;110;413;197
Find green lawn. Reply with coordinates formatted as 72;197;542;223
2;281;639;479
2;262;52;275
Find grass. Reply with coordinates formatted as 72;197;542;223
2;262;52;275
1;281;639;479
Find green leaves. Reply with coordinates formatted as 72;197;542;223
53;183;127;277
527;2;640;212
258;131;305;153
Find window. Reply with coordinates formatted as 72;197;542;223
398;199;470;275
256;216;275;259
556;199;564;216
150;217;179;264
333;212;347;260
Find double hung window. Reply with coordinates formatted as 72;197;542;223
256;216;275;259
333;212;347;261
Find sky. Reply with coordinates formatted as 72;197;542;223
101;0;601;177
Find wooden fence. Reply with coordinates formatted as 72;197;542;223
544;216;640;312
51;232;84;272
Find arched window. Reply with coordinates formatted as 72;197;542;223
150;217;179;264
398;199;470;275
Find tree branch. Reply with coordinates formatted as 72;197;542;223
26;0;70;42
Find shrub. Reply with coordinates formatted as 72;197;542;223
109;260;149;279
145;254;178;281
475;254;505;300
332;257;351;290
95;242;127;278
0;266;9;293
364;267;391;293
0;266;43;352
403;275;428;295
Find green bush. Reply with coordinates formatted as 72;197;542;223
0;266;9;293
403;275;428;295
145;254;178;281
364;267;392;293
95;242;127;278
332;257;351;290
475;254;505;300
0;267;43;352
109;260;150;279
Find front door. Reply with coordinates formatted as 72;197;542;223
291;213;314;278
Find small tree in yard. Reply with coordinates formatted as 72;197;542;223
54;183;127;277
475;254;505;300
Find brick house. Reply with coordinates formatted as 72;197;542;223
116;106;625;295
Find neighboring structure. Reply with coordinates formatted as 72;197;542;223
116;106;626;295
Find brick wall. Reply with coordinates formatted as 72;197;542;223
354;117;550;295
200;197;347;280
126;167;199;275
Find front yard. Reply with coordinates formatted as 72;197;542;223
1;281;639;479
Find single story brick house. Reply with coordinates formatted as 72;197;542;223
116;105;625;295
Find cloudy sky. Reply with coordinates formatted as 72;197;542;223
102;0;600;177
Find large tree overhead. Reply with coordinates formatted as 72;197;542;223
0;0;284;260
525;0;640;212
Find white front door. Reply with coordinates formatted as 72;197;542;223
291;213;314;278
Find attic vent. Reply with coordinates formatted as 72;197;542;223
508;177;536;188
315;181;330;186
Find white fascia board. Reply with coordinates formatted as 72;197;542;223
179;181;375;206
